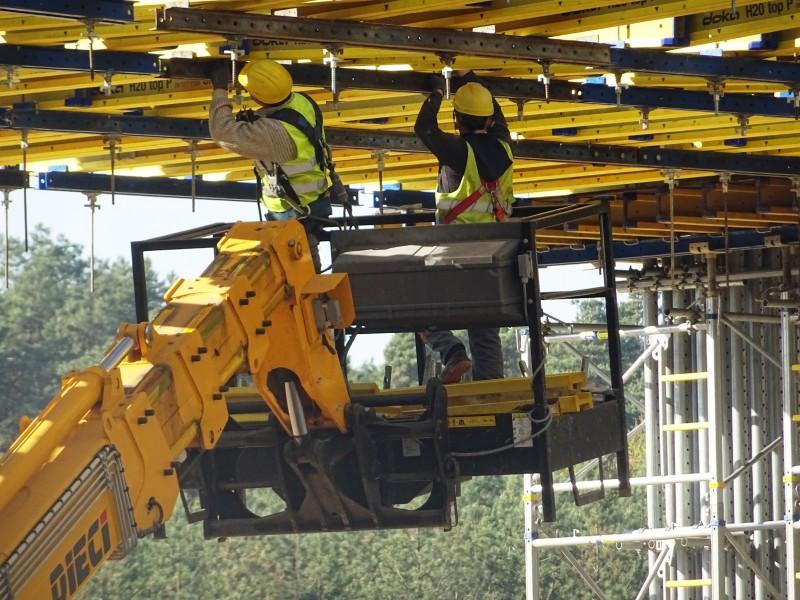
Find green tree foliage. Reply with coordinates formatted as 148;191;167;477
0;229;167;449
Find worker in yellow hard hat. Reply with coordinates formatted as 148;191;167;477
208;59;342;271
414;71;514;384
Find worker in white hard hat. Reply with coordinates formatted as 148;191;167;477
208;59;338;271
414;72;514;384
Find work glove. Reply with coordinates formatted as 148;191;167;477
428;73;446;96
455;69;478;83
208;61;230;90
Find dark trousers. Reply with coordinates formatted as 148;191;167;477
424;327;503;381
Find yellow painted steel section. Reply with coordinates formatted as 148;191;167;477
509;0;765;38
661;371;709;383
0;221;355;599
448;415;496;428
663;422;710;432
665;579;713;589
688;1;800;44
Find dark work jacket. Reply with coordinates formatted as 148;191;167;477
414;90;512;194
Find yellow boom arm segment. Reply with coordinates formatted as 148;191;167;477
0;221;353;600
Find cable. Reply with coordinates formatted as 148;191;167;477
451;405;552;457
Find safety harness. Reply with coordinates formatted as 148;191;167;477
441;177;508;224
237;93;352;220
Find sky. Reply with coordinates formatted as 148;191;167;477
3;185;594;366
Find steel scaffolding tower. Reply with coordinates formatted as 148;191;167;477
525;247;800;599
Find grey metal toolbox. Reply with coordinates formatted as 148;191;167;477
330;222;528;330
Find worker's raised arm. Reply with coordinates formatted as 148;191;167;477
208;89;297;163
414;85;467;171
488;95;511;144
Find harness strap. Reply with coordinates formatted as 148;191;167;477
443;178;506;224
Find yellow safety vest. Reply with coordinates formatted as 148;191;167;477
435;140;514;224
258;93;331;213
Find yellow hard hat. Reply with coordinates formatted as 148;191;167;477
452;82;494;117
237;59;293;105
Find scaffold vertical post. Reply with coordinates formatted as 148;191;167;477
728;254;753;598
524;473;540;600
644;288;663;600
705;254;727;599
781;246;800;599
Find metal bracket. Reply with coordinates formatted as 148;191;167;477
222;40;245;105
707;77;726;115
326;46;344;105
103;134;120;205
372;149;387;213
537;60;552;103
185;138;199;212
568;458;606;506
438;54;455;100
83;193;100;292
639;107;650;130
2;189;10;289
514;99;526;121
80;19;100;80
718;171;732;194
788;84;800;119
612;71;629;109
736;114;749;138
2;65;17;89
19;128;28;252
689;241;711;254
100;69;115;96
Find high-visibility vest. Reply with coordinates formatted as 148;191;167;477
258;93;331;213
435;139;514;224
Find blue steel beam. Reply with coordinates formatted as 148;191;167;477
166;58;799;119
38;170;360;205
4;109;800;177
0;168;26;188
578;84;798;119
158;8;800;85
608;47;800;84
38;171;257;202
0;0;133;23
538;226;800;266
0;45;158;75
0;108;210;139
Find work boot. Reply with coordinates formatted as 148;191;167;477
441;348;472;384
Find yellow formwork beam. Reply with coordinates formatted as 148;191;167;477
0;73;154;98
0;137;185;165
508;0;764;37
665;579;713;589
627;221;731;235
622;119;799;149
687;2;800;45
661;372;709;383
663;422;710;432
307;0;470;21
409;0;618;29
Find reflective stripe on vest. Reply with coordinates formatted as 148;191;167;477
260;93;330;213
435;140;514;224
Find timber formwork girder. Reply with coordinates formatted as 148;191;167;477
3;109;800;178
164;59;800;120
157;7;800;85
